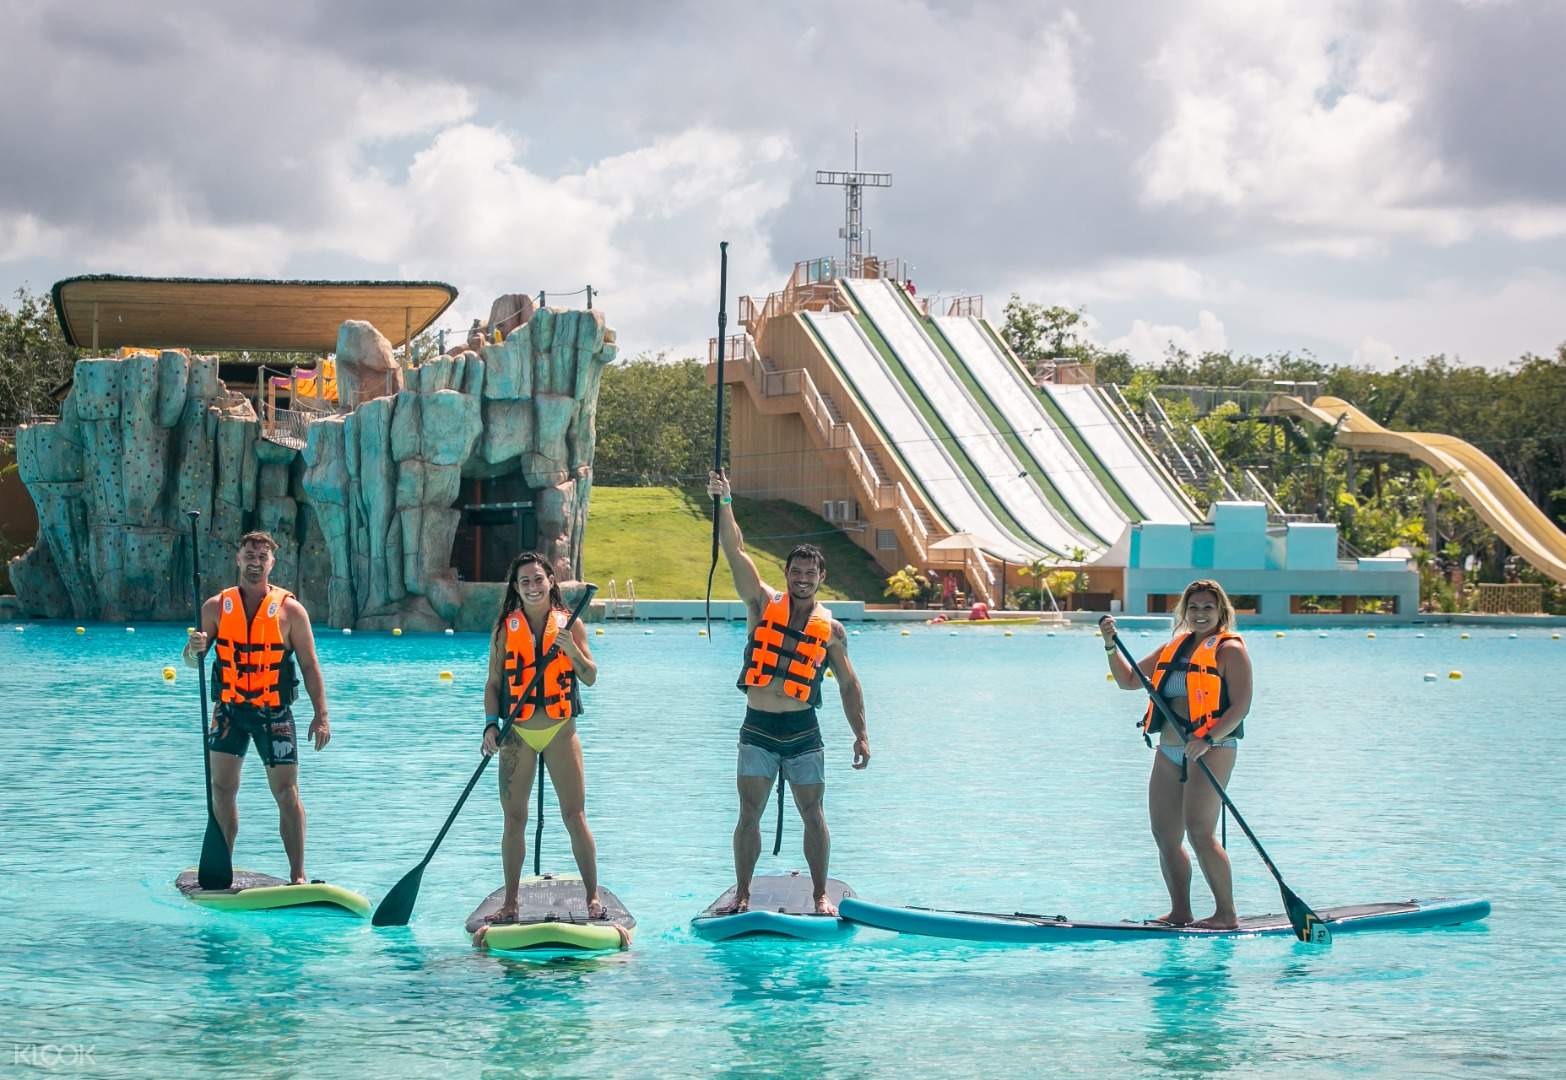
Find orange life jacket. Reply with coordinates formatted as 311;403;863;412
212;585;297;710
502;609;578;722
738;592;833;706
1142;630;1243;741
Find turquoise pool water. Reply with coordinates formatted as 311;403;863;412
1;620;1558;1077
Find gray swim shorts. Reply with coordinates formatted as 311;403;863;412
737;742;826;786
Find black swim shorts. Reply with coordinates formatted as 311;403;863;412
208;704;299;768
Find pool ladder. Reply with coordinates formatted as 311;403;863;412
605;578;637;620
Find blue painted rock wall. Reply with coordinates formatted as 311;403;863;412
9;308;615;629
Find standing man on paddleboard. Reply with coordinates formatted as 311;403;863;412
708;471;870;916
184;531;330;884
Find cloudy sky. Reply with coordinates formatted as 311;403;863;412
2;0;1562;368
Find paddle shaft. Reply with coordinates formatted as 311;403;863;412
404;587;596;878
772;773;784;856
187;511;231;891
705;241;729;638
534;754;545;876
1108;631;1326;938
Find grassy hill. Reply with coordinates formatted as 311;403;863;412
583;486;889;601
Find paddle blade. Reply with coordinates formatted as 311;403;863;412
197;814;232;891
372;863;426;927
1284;887;1332;944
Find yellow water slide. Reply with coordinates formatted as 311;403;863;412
1267;395;1566;584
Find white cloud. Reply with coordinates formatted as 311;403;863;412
1351;336;1399;370
1015;258;1225;306
3;1;1565;369
1107;309;1228;363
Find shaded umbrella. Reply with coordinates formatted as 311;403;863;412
928;532;1002;605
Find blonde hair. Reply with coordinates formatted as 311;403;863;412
1173;578;1235;634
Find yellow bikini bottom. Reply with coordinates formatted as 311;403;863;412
511;719;569;753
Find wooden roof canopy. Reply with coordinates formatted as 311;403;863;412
52;275;459;353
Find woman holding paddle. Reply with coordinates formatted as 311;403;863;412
1100;579;1252;930
479;552;602;923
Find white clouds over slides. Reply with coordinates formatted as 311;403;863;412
0;0;1561;365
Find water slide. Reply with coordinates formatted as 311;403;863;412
1037;382;1198;523
1268;395;1566;584
803;309;1039;561
932;313;1131;545
841;278;1100;556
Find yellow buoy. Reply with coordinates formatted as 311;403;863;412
900;629;911;637
1449;670;1463;680
1460;632;1470;640
1003;630;1014;638
1553;633;1561;640
595;628;605;635
438;670;453;681
392;628;403;636
826;669;835;679
698;629;707;637
75;626;85;634
1274;631;1285;638
186;627;195;634
162;667;177;682
1366;631;1376;639
1106;672;1115;681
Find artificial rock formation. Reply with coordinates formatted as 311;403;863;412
10;305;616;629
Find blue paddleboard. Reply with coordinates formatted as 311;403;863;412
840;896;1490;943
693;872;855;941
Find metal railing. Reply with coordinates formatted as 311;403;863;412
1187;423;1239;500
719;335;933;566
1143;393;1204;485
919;294;984;318
604;578;636;619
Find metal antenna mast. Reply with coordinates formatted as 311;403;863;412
815;131;891;277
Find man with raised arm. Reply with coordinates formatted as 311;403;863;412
183;531;331;884
708;470;871;916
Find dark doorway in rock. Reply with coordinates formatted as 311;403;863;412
454;473;537;582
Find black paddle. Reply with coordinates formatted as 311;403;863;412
187;511;233;891
534;752;546;876
771;774;785;856
372;585;597;926
1105;626;1331;944
704;240;729;639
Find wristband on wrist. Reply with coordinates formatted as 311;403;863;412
485;714;502;732
720;495;732;504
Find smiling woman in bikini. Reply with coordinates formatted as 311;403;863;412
479;552;601;923
1101;579;1252;930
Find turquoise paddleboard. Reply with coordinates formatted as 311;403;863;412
840;896;1490;943
693;872;855;941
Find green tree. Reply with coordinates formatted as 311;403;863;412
594;353;726;485
0;286;79;425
